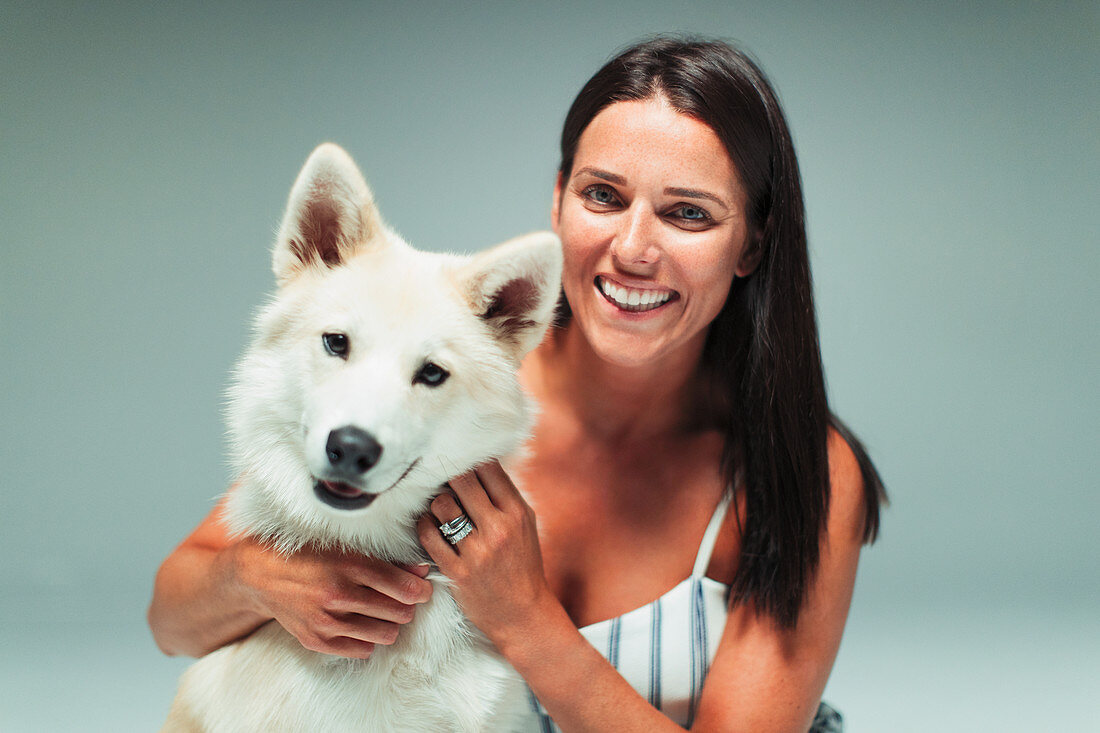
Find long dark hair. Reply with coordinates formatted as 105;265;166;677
558;37;886;628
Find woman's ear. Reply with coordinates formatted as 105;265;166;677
734;231;764;277
550;172;563;234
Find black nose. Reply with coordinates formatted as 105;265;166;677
326;426;382;476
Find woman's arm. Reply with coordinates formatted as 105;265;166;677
419;433;866;732
690;430;866;731
148;492;434;659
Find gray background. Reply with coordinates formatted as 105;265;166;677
2;1;1096;730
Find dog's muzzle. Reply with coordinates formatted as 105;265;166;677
313;457;422;511
311;426;385;510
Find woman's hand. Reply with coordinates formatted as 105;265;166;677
417;462;684;732
231;536;434;659
416;460;554;644
148;495;434;659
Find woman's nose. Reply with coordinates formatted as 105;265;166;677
610;203;661;268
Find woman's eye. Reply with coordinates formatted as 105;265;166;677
670;204;712;227
413;361;450;387
322;333;349;358
583;185;618;206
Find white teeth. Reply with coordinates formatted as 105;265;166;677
598;277;673;312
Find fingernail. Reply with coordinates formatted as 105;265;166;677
411;562;431;578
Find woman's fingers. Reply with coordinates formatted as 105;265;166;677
280;602;402;659
325;585;418;625
325;613;402;646
313;637;376;660
418;513;460;566
344;555;433;606
295;613;395;658
473;460;523;509
445;461;523;528
448;469;496;518
429;492;467;524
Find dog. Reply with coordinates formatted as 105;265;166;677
162;143;562;732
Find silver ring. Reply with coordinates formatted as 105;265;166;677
438;513;472;537
444;521;474;545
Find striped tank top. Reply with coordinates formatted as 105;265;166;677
522;492;844;732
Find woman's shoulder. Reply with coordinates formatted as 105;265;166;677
827;426;861;487
826;425;879;545
827;416;884;541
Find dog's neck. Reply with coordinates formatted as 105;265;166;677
231;476;451;566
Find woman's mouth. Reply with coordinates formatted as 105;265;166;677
595;276;677;313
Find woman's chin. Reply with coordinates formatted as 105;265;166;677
575;317;677;370
564;289;706;372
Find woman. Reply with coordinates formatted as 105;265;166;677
150;37;885;732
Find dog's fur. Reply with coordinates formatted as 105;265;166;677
162;143;561;732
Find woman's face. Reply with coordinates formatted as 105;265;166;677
553;97;759;370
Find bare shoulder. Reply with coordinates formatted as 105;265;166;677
826;427;868;545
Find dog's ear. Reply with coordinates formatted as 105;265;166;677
272;143;385;284
458;232;563;358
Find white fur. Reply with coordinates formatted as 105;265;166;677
163;143;562;732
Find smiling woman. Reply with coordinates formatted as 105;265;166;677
416;38;886;733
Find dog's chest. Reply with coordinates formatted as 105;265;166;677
180;580;520;732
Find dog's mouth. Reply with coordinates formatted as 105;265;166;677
313;479;375;510
313;458;421;511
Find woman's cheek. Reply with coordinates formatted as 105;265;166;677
561;208;609;256
683;226;743;273
559;217;608;289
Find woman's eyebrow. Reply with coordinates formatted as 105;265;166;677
573;167;626;185
664;186;728;208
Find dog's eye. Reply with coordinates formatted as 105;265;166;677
322;333;349;358
413;361;449;387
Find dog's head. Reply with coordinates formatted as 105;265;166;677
226;144;561;555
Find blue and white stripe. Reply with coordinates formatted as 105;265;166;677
607;616;622;669
648;597;662;709
686;576;711;727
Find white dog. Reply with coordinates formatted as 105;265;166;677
162;143;561;732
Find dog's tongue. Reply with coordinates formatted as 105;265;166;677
321;480;365;498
